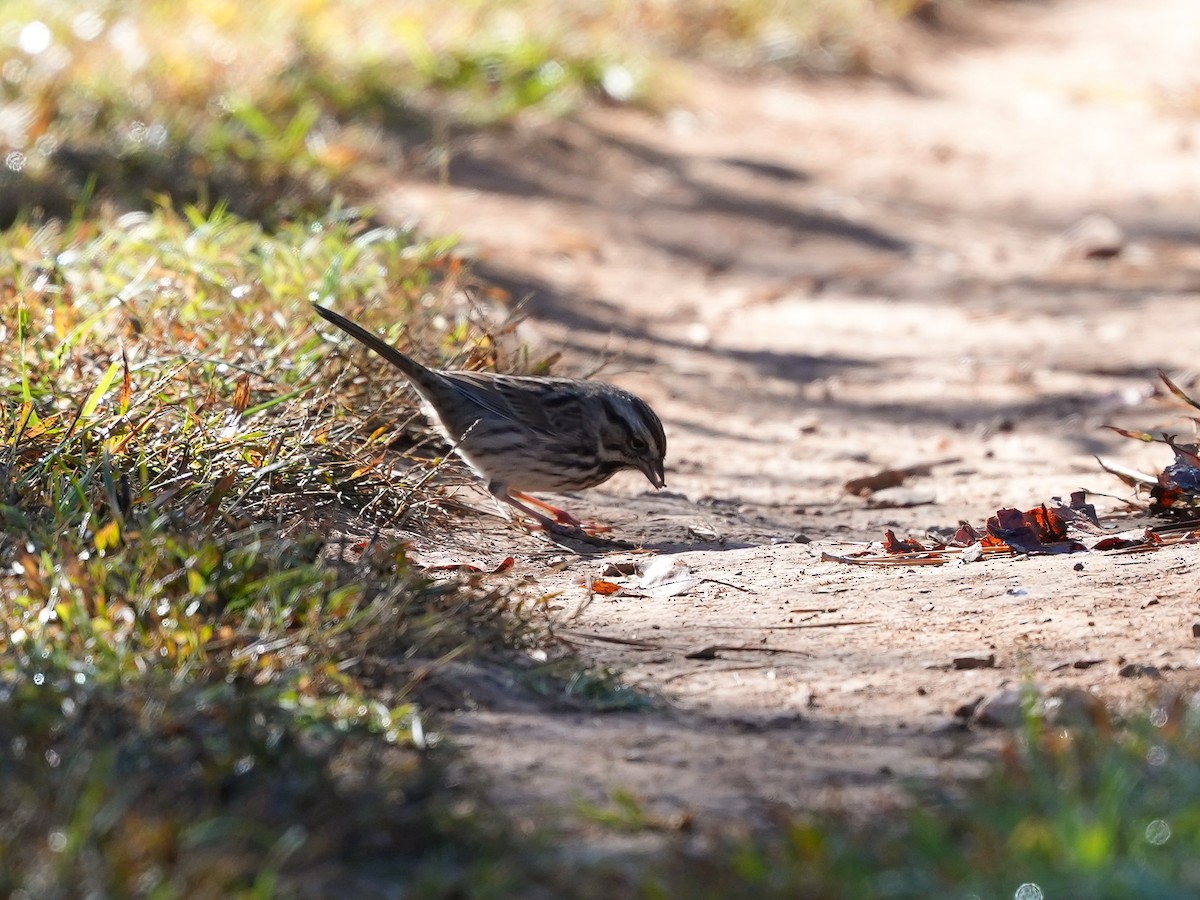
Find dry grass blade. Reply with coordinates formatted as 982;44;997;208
1095;456;1158;488
1159;369;1200;412
821;550;950;566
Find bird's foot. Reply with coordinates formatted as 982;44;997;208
500;490;626;546
509;491;613;533
510;491;579;525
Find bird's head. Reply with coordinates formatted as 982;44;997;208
598;392;667;489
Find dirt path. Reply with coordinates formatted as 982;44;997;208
386;0;1200;833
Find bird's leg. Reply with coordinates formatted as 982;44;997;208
510;491;613;534
509;491;580;526
498;492;563;531
489;485;612;539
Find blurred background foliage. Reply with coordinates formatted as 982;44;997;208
0;0;935;223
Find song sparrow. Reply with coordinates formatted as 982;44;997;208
313;303;666;537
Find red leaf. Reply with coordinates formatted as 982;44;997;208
986;506;1084;555
883;529;927;553
1093;536;1145;551
950;522;984;547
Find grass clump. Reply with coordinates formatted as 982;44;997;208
0;656;510;897
648;699;1200;898
0;204;560;894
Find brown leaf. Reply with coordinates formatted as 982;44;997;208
952;653;996;670
1027;504;1070;543
1092;536;1143;551
986;506;1085;555
231;374;251;415
950;522;984;546
845;468;906;496
845;458;959;496
1062;492;1102;532
17;552;43;596
883;529;926;554
590;579;623;595
207;472;237;504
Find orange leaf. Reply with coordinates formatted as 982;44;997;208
231;374;251;414
883;529;926;553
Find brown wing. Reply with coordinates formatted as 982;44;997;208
439;370;593;443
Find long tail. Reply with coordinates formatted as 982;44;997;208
312;303;430;382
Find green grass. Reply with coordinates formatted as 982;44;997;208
634;699;1200;898
0;204;579;894
0;659;510;896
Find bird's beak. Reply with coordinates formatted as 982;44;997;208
640;458;666;489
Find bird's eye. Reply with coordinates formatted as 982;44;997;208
630;436;648;452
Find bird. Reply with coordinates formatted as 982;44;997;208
312;303;666;539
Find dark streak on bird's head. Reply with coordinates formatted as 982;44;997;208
598;391;667;489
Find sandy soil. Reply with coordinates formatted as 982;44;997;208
380;0;1200;836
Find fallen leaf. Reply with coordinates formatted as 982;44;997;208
231;373;251;414
883;529;927;554
952;653;996;670
1092;533;1153;552
1052;492;1105;536
845;468;906;496
950;522;985;546
844;457;960;497
985;506;1085;555
94;520;121;553
1049;658;1104;672
590;579;623;595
